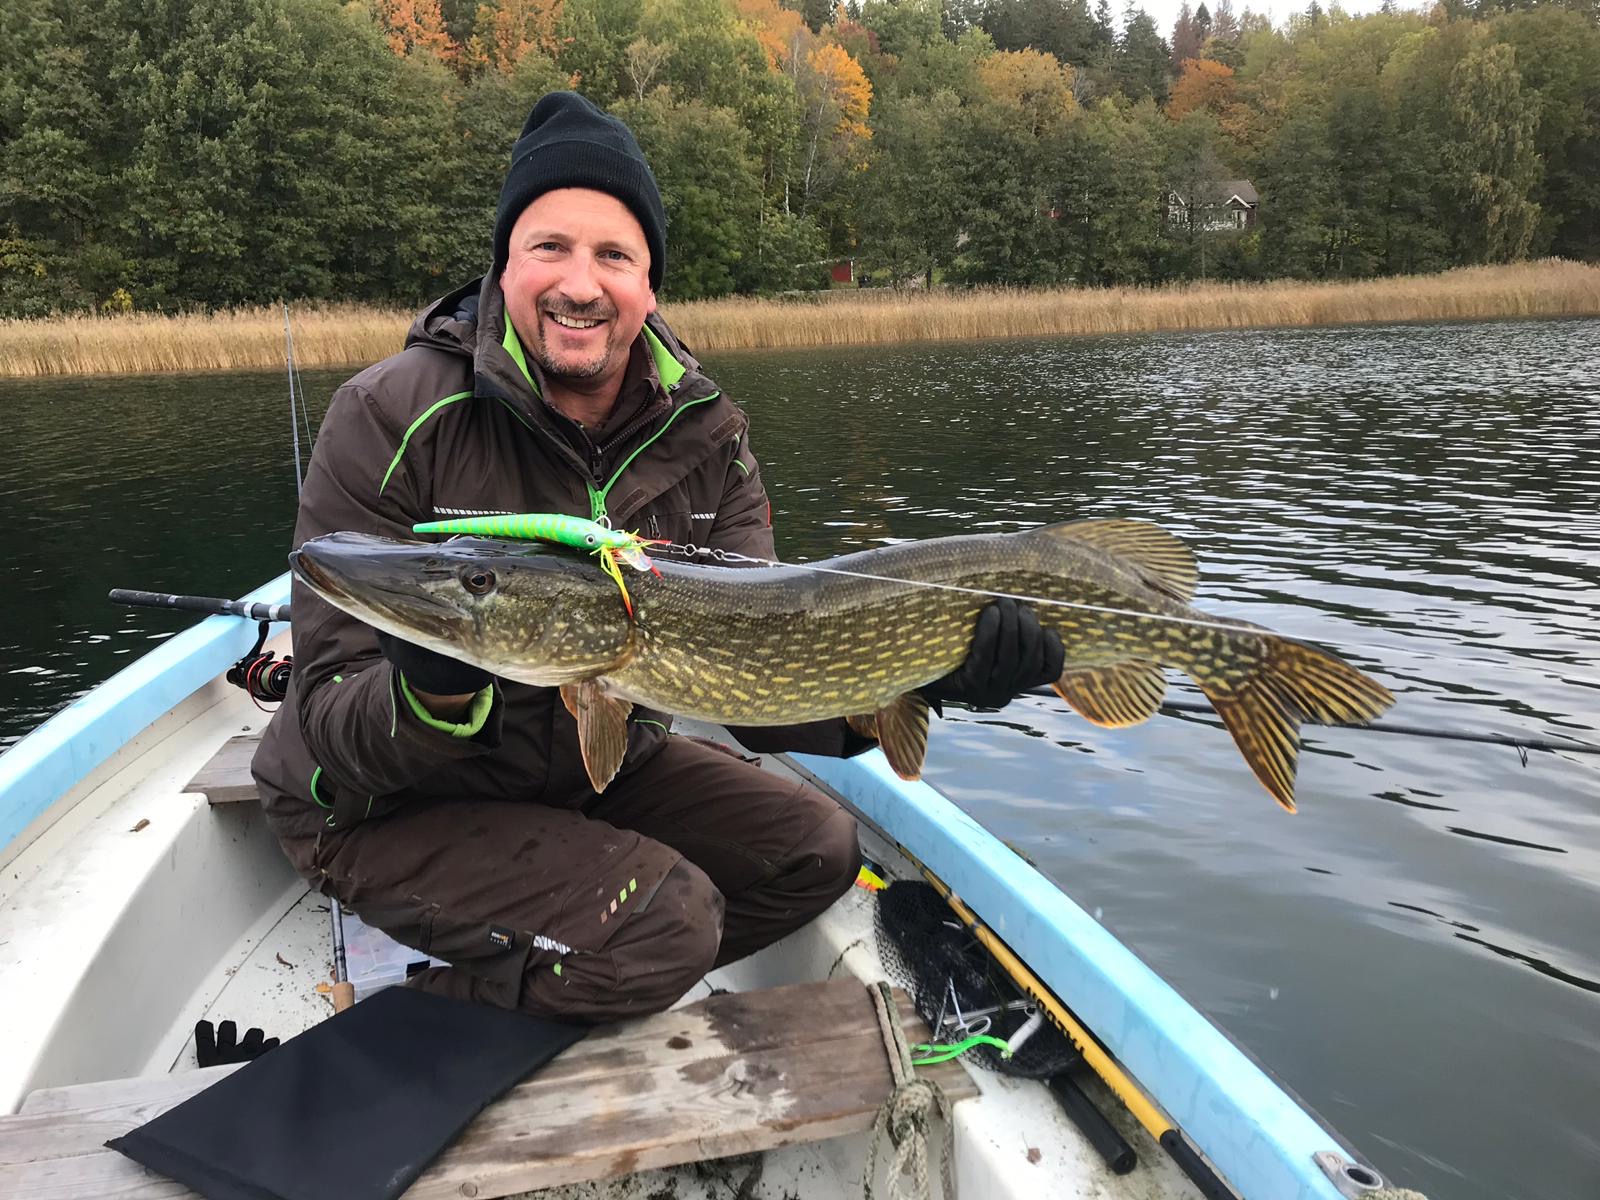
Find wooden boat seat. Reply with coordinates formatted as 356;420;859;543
0;978;976;1199
182;732;262;804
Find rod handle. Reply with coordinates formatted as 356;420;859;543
1048;1070;1137;1174
109;588;290;623
332;982;355;1013
1159;1129;1235;1200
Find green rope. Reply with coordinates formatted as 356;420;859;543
910;1034;1014;1066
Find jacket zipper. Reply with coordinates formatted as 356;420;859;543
583;402;661;484
590;391;720;525
599;403;668;463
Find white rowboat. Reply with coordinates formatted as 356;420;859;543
0;572;1395;1200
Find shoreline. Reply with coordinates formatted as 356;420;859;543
1;261;1596;379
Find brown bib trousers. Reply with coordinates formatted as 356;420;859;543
276;735;861;1022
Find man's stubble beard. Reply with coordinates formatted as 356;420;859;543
530;327;616;383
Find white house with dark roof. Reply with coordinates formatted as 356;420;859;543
1165;180;1259;232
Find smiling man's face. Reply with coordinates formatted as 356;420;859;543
501;188;656;390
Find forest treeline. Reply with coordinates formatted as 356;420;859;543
1;0;1596;315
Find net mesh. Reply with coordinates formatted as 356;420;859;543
874;881;1080;1078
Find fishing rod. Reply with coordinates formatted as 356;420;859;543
1010;686;1600;758
108;588;290;624
654;540;1600;698
330;899;355;1013
109;589;292;706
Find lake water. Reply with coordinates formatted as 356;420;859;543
4;317;1598;1199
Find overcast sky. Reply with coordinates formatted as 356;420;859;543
1127;0;1428;41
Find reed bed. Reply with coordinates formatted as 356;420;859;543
0;303;408;380
671;259;1600;352
1;260;1595;378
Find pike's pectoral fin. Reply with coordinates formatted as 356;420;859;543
872;693;930;781
846;712;879;740
1038;518;1199;602
560;680;634;794
1052;661;1167;727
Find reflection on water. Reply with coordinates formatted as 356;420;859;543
3;317;1598;1200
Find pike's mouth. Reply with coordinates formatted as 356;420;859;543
290;541;467;641
289;549;343;600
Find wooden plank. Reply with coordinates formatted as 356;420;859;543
0;981;975;1199
180;734;260;805
6;983;876;1159
17;1066;242;1118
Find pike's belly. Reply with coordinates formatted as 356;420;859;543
604;599;981;724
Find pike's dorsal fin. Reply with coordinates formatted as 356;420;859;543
873;693;930;781
1037;519;1199;602
560;680;633;793
1052;662;1167;727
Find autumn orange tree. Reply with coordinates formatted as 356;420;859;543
792;41;872;214
733;0;806;70
1165;54;1256;146
370;0;460;62
974;47;1078;137
1166;56;1230;116
468;0;565;73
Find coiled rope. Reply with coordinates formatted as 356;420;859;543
865;981;955;1200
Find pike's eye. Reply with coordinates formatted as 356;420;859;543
461;567;497;596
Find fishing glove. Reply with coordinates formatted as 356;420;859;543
194;1019;279;1068
918;599;1065;713
376;631;491;697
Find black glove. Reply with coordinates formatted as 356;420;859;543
376;630;491;696
195;1019;279;1068
918;599;1065;712
452;291;480;325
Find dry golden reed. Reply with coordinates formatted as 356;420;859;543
670;260;1600;352
1;260;1595;378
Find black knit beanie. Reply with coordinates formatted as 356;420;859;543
493;92;667;291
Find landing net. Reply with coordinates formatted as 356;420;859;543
874;880;1078;1078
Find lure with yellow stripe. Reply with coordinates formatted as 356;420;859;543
413;513;656;564
292;519;1395;809
414;513;658;615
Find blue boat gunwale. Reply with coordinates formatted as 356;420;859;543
795;751;1349;1200
1;569;1349;1200
0;573;293;854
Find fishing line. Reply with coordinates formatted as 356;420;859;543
294;354;314;459
649;541;1599;686
283;304;305;496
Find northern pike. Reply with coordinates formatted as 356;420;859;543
290;519;1395;810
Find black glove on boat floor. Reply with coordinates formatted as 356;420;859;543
195;1019;279;1068
918;598;1065;712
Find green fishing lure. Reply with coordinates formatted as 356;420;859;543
412;513;661;616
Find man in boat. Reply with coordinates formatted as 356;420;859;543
252;92;1063;1022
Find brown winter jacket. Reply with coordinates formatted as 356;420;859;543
252;276;862;841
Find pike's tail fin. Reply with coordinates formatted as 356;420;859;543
1198;638;1394;812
